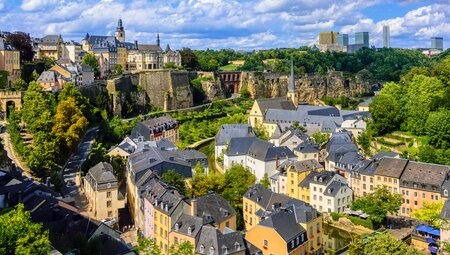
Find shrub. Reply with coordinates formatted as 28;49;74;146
330;212;341;221
376;137;405;147
348;216;374;229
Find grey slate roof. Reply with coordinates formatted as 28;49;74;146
37;70;58;83
0;39;15;50
196;225;247;255
375;157;408;178
172;214;204;237
154;188;184;215
215;124;255;146
87;162;117;185
247;139;296;161
326;132;358;163
193;193;236;225
323;181;348;196
294;142;319;154
130;115;178;140
255;97;296;114
400;161;450;190
259;208;306;242
40;35;62;44
337;151;361;166
299;171;321;188
309;171;335;185
441;199;450;221
138;44;163;52
225;137;259;157
372;151;399;160
291;159;323;173
244;184;292;211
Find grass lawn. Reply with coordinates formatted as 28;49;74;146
219;64;240;71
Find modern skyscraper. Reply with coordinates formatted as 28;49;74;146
355;32;369;47
319;31;339;45
383;25;390;48
336;34;349;46
431;37;444;51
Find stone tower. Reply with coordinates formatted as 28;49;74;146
287;59;299;106
115;18;125;43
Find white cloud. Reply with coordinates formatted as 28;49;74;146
21;0;60;11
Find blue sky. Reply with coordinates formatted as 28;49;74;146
0;0;449;50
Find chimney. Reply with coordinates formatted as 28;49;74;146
276;155;279;168
190;199;197;216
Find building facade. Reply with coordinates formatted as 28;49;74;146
355;32;369;47
0;38;20;86
319;31;339;45
383;25;390;48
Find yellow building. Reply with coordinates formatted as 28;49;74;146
244;185;323;255
248;98;296;128
287;159;324;202
374;157;407;194
83;162;125;221
0;39;21;86
319;31;339;45
36;35;64;60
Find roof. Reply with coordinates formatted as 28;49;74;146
130;115;178;140
372;151;399;160
400;161;450;189
309;171;335;185
326;132;358;163
291;159;323;173
276;128;310;145
375;157;408;178
441;199;450;221
37;70;58;83
247;139;296;161
215;124;255;146
138;44;163;52
40;35;62;44
294;142;319;153
172;214;204;237
244;184;292;211
87;162;117;185
358;98;373;107
154;189;184;215
225;137;259;157
323;181;349;196
196;225;247;255
259;208;305;242
193;193;236;224
0;38;16;50
255;97;296;114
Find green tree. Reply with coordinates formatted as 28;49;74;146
425;109;450;149
293;121;307;133
0;204;50;255
115;64;123;75
369;93;402;135
311;132;330;145
135;236;162;255
348;233;420;255
21;81;55;133
32;69;40;81
52;97;89;150
161;169;187;196
179;48;199;70
411;201;444;228
42;56;56;70
26;132;60;178
222;164;256;205
350;186;402;225
260;173;271;189
169;241;194;255
12;78;27;91
0;70;8;89
82;53;100;77
357;130;372;156
5;32;34;62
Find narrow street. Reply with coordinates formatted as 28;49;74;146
61;127;98;212
0;132;31;177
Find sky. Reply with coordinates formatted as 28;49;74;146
0;0;449;50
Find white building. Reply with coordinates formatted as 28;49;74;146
308;171;353;213
62;41;83;63
214;124;255;160
269;128;309;151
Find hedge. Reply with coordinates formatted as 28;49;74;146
376;137;405;147
330;212;341;221
348;216;374;229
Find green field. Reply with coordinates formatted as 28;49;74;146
219;64;240;71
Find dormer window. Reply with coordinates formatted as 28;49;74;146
209;247;215;255
200;245;205;253
234;242;240;251
445;190;448;197
222;246;228;254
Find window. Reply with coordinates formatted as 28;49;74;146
363;176;366;181
107;191;111;198
445;190;448;197
378;177;381;181
394;179;397;184
406;199;410;204
422;193;426;199
226;221;229;228
313;195;317;200
406;190;409;196
317;222;320;233
389;178;392;183
291;240;295;248
106;201;112;208
370;177;373;183
414;201;418;206
384;177;387;182
327;199;331;205
313;187;317;191
263;240;268;247
431;195;435;200
174;237;178;244
319;188;323;193
414;192;417;197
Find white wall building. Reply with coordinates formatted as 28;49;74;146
309;171;353;213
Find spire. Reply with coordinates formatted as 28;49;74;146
165;44;171;52
289;58;295;92
117;18;123;30
156;32;160;47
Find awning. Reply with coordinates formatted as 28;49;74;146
416;225;440;237
426;238;437;244
428;246;438;253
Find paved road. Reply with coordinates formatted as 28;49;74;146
61;127;98;203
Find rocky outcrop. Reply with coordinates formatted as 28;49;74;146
196;72;225;101
243;70;371;102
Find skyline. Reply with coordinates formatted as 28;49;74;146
0;0;448;50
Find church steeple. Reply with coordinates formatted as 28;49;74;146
115;18;125;42
287;58;299;106
156;32;160;47
289;58;295;92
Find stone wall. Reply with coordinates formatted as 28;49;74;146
243;70;371;102
197;71;225;101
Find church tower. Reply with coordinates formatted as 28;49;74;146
115;18;125;43
287;59;299;106
156;32;160;47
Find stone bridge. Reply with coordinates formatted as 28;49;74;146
0;91;24;119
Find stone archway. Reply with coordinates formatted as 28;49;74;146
5;101;15;118
0;91;24;120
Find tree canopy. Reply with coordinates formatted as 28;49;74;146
411;201;444;228
350;186;402;224
349;233;420;255
0;204;50;255
82;53;100;77
5;32;34;62
161;169;188;197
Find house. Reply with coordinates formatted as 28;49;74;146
269;128;310;151
36;70;67;92
83;162;125;221
308;171;352;213
357;98;372;112
130;115;179;145
215;124;255;159
107;137;178;159
168;214;205;250
127;44;181;70
35;35;64;60
325;131;359;171
0;38;20;86
440;199;450;245
190;192;236;232
338;118;367;138
61;40;83;63
243;185;323;255
293;142;320;162
374;157;407;195
286;159;324;202
249;98;296;128
49;60;94;86
195;225;248;255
